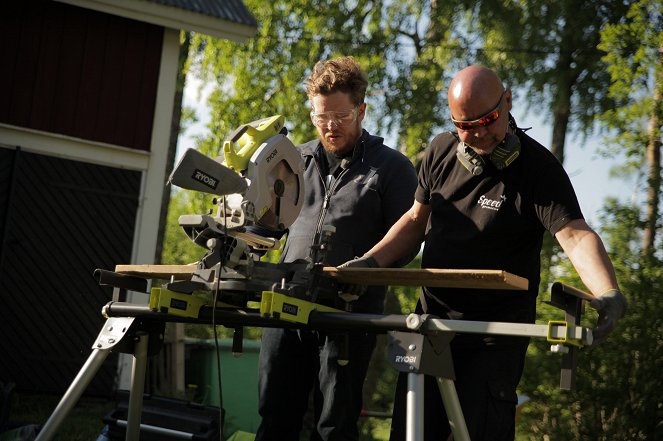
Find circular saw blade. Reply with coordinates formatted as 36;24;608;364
257;159;302;230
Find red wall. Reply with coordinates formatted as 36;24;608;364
0;0;163;151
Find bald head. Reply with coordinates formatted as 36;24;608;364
447;65;512;155
448;66;505;121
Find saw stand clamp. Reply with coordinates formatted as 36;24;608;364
545;281;595;390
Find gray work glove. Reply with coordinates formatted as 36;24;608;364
338;254;379;268
589;289;627;346
336;254;378;302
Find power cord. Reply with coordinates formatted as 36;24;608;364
212;195;227;441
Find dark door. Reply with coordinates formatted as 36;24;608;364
0;146;141;396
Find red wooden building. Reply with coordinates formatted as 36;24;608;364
0;0;257;396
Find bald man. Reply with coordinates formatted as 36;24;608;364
341;65;626;440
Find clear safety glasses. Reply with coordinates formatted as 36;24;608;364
310;106;359;127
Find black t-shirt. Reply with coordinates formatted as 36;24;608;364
415;130;583;329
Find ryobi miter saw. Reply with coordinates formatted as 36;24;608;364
169;114;305;250
162;116;345;323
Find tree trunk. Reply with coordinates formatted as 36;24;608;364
550;108;569;164
549;58;575;164
641;48;663;254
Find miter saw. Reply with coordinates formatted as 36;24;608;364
163;115;343;321
169;115;304;252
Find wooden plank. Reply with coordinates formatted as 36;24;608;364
323;268;527;290
115;264;197;280
114;264;528;290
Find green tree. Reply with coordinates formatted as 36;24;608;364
187;0;391;154
517;200;663;440
373;0;464;162
476;0;632;164
598;0;663;255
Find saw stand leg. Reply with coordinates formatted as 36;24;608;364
388;329;471;441
36;317;159;441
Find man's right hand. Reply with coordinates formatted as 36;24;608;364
338;254;379;268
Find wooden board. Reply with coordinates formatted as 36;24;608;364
115;264;197;280
114;264;528;290
324;267;527;290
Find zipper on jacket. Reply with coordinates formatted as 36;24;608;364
312;160;349;252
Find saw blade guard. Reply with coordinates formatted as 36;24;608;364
244;133;305;230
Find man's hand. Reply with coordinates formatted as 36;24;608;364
590;289;627;346
336;255;377;301
338;254;379;268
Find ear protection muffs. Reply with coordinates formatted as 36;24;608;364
456;133;521;175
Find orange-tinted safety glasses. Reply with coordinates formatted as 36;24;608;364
451;91;505;130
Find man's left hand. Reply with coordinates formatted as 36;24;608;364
590;289;627;346
337;255;377;301
338;254;378;268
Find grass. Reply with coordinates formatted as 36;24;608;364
5;392;113;441
7;392;390;440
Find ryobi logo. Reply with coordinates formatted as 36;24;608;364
265;148;278;163
192;169;218;190
282;302;298;316
394;355;417;364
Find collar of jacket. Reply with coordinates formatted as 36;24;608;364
301;129;382;167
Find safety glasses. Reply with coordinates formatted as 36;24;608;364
310;106;359;127
451;92;505;130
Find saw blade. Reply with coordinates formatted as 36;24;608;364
258;159;302;230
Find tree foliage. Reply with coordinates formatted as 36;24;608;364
475;0;632;164
517;200;663;440
597;0;663;254
513;8;663;437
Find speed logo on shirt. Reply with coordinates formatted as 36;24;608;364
477;194;507;211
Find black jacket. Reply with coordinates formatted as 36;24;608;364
280;129;418;313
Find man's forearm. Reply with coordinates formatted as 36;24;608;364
557;220;619;296
369;209;427;267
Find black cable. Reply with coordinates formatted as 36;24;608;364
212;195;227;441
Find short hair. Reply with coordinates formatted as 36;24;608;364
305;56;368;106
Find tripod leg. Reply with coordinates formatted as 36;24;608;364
406;373;424;441
35;348;111;441
437;378;470;441
126;331;149;441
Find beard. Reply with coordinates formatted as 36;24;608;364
319;121;362;155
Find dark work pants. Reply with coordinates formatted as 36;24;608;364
255;327;376;441
389;345;527;441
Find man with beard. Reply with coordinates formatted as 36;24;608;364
254;56;418;441
341;65;627;440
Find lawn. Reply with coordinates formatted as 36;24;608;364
3;392;113;441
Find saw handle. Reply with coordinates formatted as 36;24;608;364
223;115;286;172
